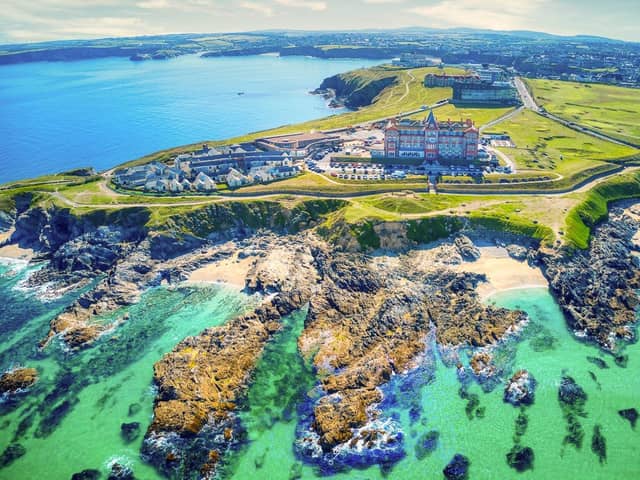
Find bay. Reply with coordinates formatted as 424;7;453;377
0;54;382;184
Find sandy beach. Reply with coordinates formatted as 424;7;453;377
457;246;548;299
0;229;33;261
187;253;253;290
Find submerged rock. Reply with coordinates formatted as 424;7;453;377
0;443;26;468
558;375;588;450
288;462;302;480
120;422;141;443
107;462;134;480
586;356;609;369
127;403;141;417
0;367;38;396
414;430;439;460
443;453;470;480
558;376;588;411
514;411;528;439
504;370;536;406
618;408;638;429
71;469;101;480
591;425;607;464
506;444;534;472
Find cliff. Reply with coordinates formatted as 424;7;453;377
314;69;399;109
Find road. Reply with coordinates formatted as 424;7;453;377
479;106;524;132
514;77;540;112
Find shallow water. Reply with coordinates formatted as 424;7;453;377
1;261;639;479
0;54;383;183
0;263;254;479
222;287;640;480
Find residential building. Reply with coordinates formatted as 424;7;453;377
451;81;519;106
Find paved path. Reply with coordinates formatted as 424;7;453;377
479;106;523;132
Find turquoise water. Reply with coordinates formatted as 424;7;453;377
0;262;255;479
223;287;640;479
0;54;383;183
1;258;639;479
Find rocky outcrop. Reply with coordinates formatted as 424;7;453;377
503;370;536;406
618;408;638;429
138;233;527;477
541;208;640;351
455;235;481;261
0;367;38;396
443;453;470;480
142;240;319;479
294;250;525;470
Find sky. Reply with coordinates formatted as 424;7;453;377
1;0;639;44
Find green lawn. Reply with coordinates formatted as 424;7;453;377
409;103;515;128
487;109;639;176
527;79;640;146
231;172;428;195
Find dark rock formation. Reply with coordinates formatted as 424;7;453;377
506;444;534;472
71;469;101;480
541;209;640;351
506;244;528;261
121;422;141;443
443;453;470;480
591;424;606;464
414;430;439;460
504;370;536;406
558;375;588;450
0;443;26;468
455;235;481;261
0;367;38;395
107;462;134;480
618;408;638;429
586;356;609;369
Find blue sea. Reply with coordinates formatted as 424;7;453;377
0;54;382;184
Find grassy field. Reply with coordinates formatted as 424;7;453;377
408;103;515;127
526;79;640;146
487;109;639;176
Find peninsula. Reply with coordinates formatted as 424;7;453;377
1;51;640;480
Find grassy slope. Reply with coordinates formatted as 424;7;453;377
526;79;640;145
564;171;640;248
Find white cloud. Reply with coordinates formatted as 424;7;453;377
409;0;549;31
362;0;404;4
239;1;274;16
136;0;171;8
275;0;327;12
